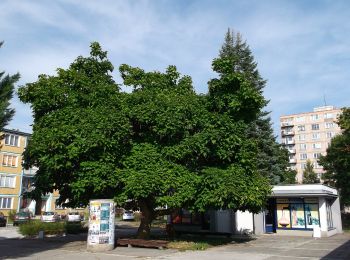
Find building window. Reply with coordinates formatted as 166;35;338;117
298;134;306;141
171;209;205;226
313;153;322;159
300;163;306;169
310;114;319;120
324;113;334;119
300;153;307;160
0;175;15;188
326;132;335;138
312;143;322;149
311;124;320;130
325;122;334;129
312;133;321;140
4;134;20;147
2;154;18;167
0;197;12;209
326;200;334;229
296;116;305;122
298;125;305;131
299;143;307;150
276;198;319;230
313;161;322;169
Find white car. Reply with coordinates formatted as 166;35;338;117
41;212;60;222
67;212;81;222
122;210;135;221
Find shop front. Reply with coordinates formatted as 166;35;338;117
170;185;342;237
266;185;342;237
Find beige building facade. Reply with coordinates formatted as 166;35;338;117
280;106;342;183
0;129;86;217
0;129;59;217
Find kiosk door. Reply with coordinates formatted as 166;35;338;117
265;199;276;233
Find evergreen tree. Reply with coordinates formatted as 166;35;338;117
302;160;319;184
320;107;350;207
0;42;18;130
219;29;291;184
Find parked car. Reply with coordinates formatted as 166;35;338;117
67;212;81;222
0;213;6;227
13;212;32;226
122;210;135;221
41;211;60;222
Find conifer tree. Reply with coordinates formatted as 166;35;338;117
0;42;18;130
219;29;291;184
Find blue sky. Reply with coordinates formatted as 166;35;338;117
1;0;349;135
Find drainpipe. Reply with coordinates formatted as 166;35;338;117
17;168;24;212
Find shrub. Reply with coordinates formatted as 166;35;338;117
8;210;17;222
19;221;65;237
66;222;86;234
133;212;141;222
18;221;87;237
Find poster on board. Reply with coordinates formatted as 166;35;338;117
290;203;305;228
305;203;319;228
87;199;115;246
277;204;290;228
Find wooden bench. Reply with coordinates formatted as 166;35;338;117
117;238;168;249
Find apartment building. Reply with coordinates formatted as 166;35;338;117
0;129;86;217
0;129;31;216
280;106;342;183
0;129;58;217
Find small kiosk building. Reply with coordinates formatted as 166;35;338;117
171;184;342;237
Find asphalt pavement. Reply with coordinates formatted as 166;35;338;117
0;225;349;260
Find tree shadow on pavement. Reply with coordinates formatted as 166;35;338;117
321;238;350;260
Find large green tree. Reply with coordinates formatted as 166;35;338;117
219;29;291;184
0;41;18;130
320;108;350;207
302;159;319;184
18;43;131;206
19;41;271;238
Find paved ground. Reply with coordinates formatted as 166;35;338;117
0;225;349;259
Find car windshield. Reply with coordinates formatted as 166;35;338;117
43;212;54;215
69;212;79;215
125;211;133;214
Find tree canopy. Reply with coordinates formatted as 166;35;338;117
320;107;350;207
19;39;272;238
302;159;319;184
0;41;18;130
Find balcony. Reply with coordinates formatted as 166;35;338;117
289;158;297;163
281;130;295;136
281;121;294;127
282;139;295;145
288;149;296;154
23;167;38;175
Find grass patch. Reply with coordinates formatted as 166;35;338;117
167;240;210;251
166;235;246;251
18;220;87;237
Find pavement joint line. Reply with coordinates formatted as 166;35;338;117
239;245;335;251
266;255;319;259
55;248;173;259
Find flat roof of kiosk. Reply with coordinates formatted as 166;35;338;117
270;184;338;198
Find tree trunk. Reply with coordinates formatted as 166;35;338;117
137;199;154;239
